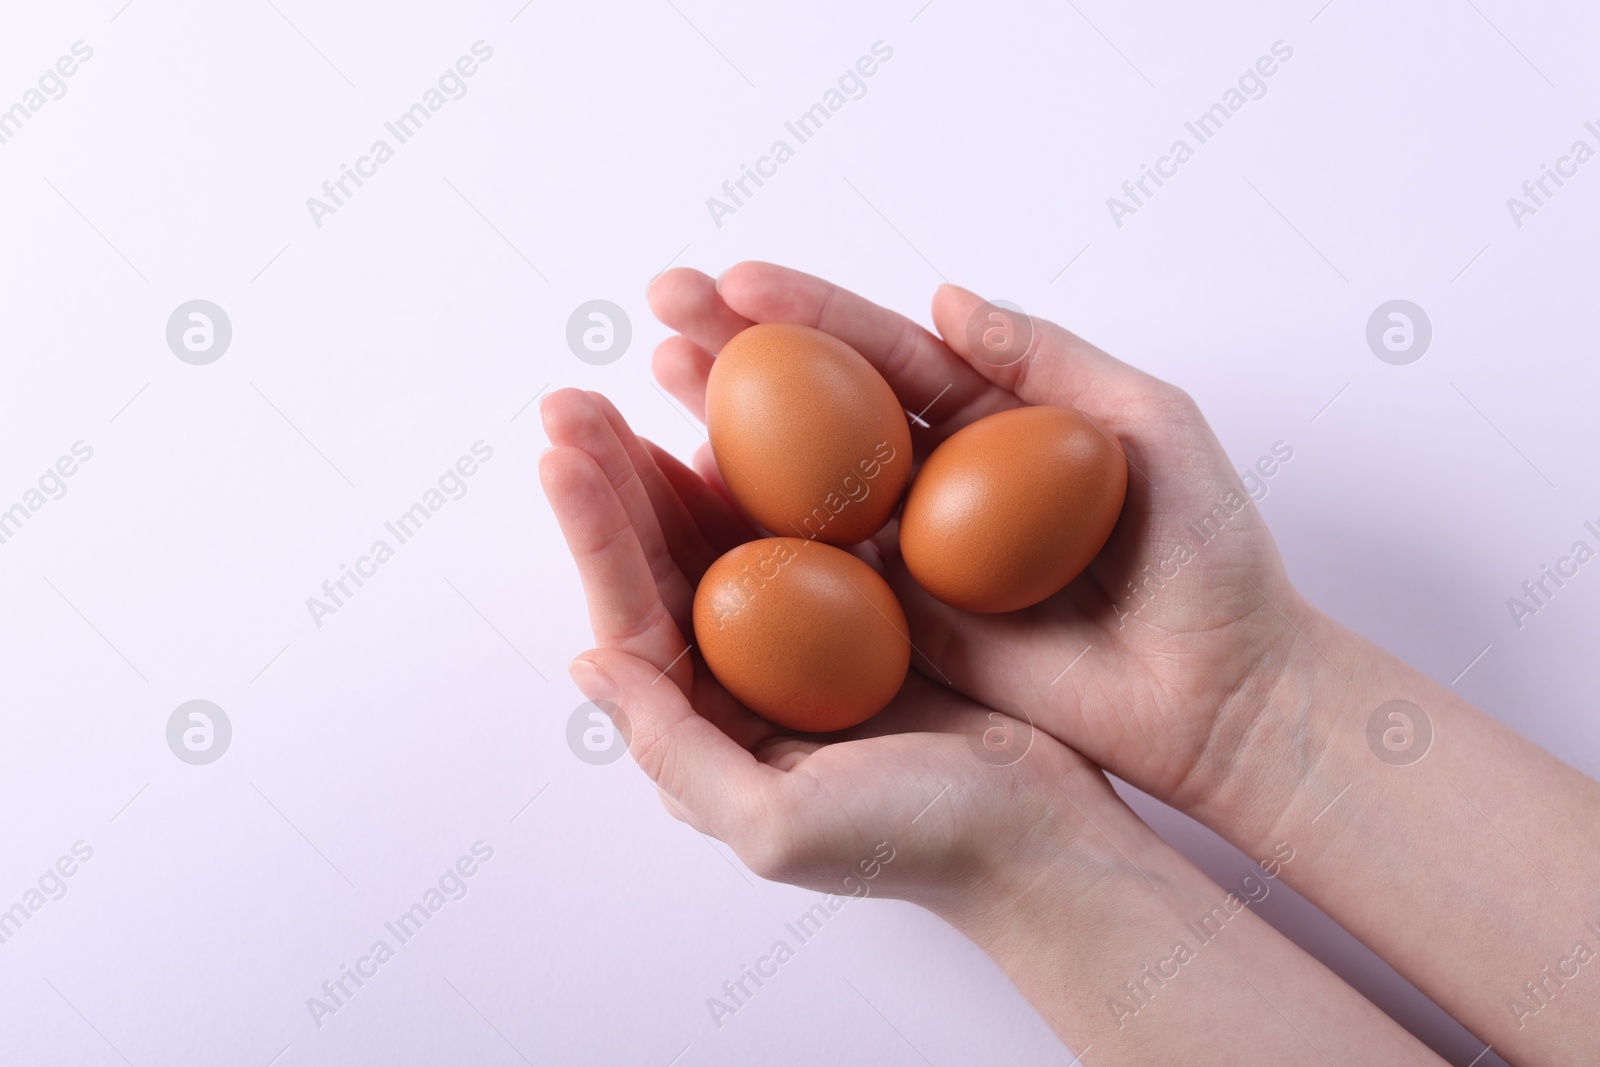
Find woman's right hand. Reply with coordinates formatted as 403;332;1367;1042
649;264;1600;1066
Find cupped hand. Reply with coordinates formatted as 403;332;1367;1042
539;387;1106;909
647;263;1314;816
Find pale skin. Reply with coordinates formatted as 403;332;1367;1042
540;261;1600;1065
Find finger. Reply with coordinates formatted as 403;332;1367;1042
543;404;770;745
651;334;714;421
587;391;720;585
930;282;1155;420
647;267;754;354
539;446;690;690
572;648;780;842
542;389;698;632
644;440;758;560
933;284;1189;501
544;392;689;596
691;442;740;516
715;261;1013;435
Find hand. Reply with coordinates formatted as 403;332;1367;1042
538;283;1481;1067
647;262;1314;818
538;387;1108;911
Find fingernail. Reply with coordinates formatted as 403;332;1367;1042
714;266;731;292
569;656;619;705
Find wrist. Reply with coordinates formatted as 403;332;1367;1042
924;758;1435;1064
929;763;1166;961
1165;598;1600;1063
1177;598;1370;852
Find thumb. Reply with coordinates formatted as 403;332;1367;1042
931;283;1149;412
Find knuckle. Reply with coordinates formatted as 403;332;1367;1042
741;830;800;883
1160;383;1201;417
628;715;673;782
877;321;922;384
657;788;690;824
1131;382;1199;423
605;597;677;649
733;795;806;883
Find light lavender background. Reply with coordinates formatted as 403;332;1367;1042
1;0;1595;1064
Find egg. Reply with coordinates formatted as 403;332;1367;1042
706;323;912;545
899;405;1127;613
693;537;910;732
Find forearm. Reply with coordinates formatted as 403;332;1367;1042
1198;604;1600;1065
935;768;1445;1066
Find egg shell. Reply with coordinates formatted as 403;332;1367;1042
693;537;910;733
706;323;913;545
899;405;1128;613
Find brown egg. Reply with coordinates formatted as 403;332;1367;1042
706;323;912;545
693;537;909;732
899;405;1127;613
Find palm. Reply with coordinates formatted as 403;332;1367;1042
646;263;1307;808
900;386;1301;805
540;387;1096;903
